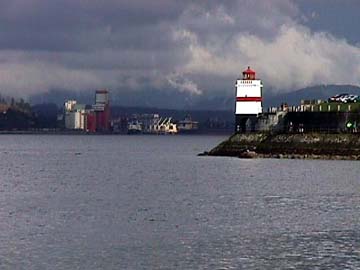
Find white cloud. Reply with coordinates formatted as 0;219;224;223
174;14;360;93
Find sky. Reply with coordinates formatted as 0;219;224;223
0;0;360;98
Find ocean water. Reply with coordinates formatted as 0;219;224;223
0;134;359;269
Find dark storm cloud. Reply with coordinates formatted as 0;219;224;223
0;0;194;95
0;0;188;51
297;0;360;45
0;0;359;97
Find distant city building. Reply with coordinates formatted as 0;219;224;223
63;89;111;132
86;111;97;133
64;100;77;112
93;89;110;132
65;110;86;130
64;100;87;130
0;104;10;114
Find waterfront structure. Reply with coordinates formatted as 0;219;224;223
93;89;110;132
151;117;177;134
235;67;263;132
63;89;111;132
64;100;77;112
137;114;160;133
64;110;85;130
177;115;199;133
86;111;97;133
124;114;178;134
64;100;87;130
127;120;142;134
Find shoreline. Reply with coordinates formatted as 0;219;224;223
202;132;360;161
0;130;232;136
0;130;110;135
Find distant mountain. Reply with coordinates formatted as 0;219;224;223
264;84;360;107
29;89;94;107
29;88;234;111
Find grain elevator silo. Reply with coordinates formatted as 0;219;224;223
93;89;110;132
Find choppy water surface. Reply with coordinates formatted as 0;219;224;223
0;135;360;269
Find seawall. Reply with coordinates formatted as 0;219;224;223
206;133;360;160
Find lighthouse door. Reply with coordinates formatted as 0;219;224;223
237;115;257;133
245;118;252;132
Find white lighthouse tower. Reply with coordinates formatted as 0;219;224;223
235;66;263;132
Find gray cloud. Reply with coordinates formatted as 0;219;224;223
0;0;359;98
297;0;360;45
177;24;360;92
171;0;360;93
166;73;202;95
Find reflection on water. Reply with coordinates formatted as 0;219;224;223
0;135;359;269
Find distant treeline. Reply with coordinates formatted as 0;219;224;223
0;95;59;130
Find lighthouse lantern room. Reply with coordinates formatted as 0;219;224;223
235;66;263;132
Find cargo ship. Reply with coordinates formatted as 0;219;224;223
127;120;142;134
177;115;199;134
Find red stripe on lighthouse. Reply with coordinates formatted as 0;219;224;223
236;97;262;102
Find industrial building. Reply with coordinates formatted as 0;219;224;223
64;89;111;132
93;90;110;132
64;100;87;130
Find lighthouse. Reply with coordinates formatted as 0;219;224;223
235;66;263;133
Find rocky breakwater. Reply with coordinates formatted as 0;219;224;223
204;133;360;160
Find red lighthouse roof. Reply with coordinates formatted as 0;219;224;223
242;66;256;80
